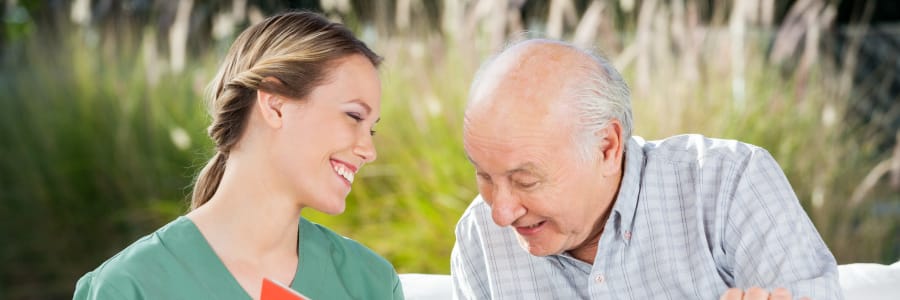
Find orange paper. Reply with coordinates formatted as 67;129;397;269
260;278;310;300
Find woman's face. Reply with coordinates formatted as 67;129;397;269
270;54;381;215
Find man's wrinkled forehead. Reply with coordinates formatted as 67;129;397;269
467;40;591;114
465;40;592;123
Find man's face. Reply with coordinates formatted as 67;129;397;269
463;95;621;259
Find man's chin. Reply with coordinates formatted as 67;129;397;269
516;235;561;257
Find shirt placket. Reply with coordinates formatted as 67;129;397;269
590;211;632;299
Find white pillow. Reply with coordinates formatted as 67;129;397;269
399;273;453;300
838;261;900;300
399;262;900;300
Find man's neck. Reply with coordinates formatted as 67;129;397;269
567;161;625;264
567;205;614;264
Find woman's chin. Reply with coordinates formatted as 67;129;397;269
312;201;346;215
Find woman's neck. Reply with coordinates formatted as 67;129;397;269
189;152;302;255
188;148;303;248
188;194;301;257
186;155;302;298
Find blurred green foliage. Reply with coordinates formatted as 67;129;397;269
1;1;898;299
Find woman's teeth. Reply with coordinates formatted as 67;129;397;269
334;164;354;183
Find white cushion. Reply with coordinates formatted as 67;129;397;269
399;273;453;300
400;262;900;299
839;261;900;300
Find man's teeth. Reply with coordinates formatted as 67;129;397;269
334;164;354;183
526;222;542;228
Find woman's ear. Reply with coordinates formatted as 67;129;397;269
256;79;285;129
595;120;624;176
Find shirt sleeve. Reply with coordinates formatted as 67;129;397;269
73;271;143;300
451;204;491;300
721;148;843;299
392;270;405;300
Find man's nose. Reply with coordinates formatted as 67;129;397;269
490;188;526;227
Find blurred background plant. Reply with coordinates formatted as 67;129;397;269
1;0;898;298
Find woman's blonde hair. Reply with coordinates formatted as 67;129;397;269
191;11;382;209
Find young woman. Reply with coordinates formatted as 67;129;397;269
74;11;403;299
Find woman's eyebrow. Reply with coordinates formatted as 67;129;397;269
348;99;379;123
348;99;372;114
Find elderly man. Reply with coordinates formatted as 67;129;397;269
451;39;842;300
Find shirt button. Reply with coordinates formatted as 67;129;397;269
595;274;605;283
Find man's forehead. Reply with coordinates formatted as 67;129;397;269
465;143;544;175
468;42;590;115
463;104;562;150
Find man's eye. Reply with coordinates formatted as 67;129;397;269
477;172;492;183
346;112;363;121
516;181;539;189
369;130;376;136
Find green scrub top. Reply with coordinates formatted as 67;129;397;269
73;216;403;299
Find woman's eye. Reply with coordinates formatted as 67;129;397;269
369;130;376;136
346;112;363;121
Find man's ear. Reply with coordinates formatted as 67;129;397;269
256;85;285;129
595;120;624;176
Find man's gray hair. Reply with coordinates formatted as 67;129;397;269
571;50;632;162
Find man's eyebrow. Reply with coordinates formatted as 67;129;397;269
465;154;479;168
506;162;538;176
465;156;539;176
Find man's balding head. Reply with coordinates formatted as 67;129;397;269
467;40;588;111
465;39;633;161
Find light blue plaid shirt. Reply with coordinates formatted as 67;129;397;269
451;135;842;299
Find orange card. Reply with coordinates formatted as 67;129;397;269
260;278;310;300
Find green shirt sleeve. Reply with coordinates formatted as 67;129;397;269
393;273;405;300
295;218;404;299
73;271;144;300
